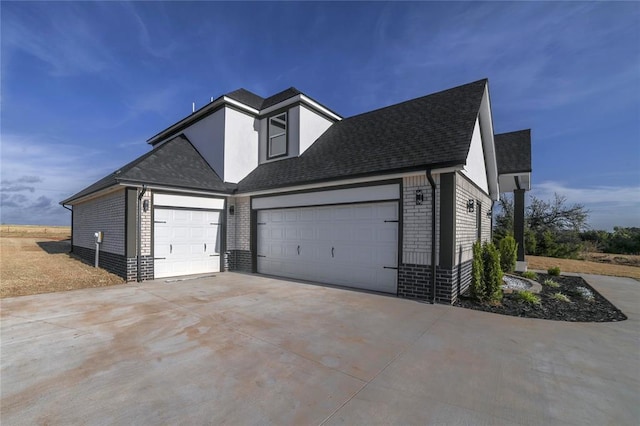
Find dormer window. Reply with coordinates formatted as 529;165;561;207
268;112;287;159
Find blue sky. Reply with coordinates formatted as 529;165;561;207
1;1;638;230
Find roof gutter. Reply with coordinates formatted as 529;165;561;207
62;204;73;253
426;169;437;304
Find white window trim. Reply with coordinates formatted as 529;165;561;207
268;112;288;158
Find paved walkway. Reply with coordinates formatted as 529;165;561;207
1;273;638;425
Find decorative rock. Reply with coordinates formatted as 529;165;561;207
502;274;542;294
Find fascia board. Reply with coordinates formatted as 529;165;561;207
479;84;500;200
234;166;463;197
299;94;342;120
222;97;260;115
117;181;232;198
260;94;342;121
147;98;227;144
61;185;124;206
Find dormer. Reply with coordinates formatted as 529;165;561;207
258;89;341;164
146;87;341;184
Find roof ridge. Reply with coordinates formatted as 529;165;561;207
117;134;185;177
173;134;226;183
344;79;488;121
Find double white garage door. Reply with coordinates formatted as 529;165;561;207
257;201;398;294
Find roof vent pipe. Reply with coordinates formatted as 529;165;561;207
192;102;195;113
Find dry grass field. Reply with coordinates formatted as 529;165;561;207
0;226;125;298
528;255;640;280
0;224;71;239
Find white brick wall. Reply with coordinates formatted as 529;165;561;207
227;196;250;251
402;174;439;266
141;191;152;256
73;189;125;255
455;172;492;265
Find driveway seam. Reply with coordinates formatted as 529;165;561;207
217;321;367;383
318;313;446;425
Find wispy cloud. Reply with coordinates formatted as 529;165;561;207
531;181;640;230
2;3;117;77
0;133;127;225
121;2;179;60
1;176;43;193
344;2;638;115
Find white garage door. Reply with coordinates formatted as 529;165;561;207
154;209;221;279
257;202;398;294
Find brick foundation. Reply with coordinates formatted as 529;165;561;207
126;256;154;281
227;250;253;272
398;259;473;304
72;245;127;279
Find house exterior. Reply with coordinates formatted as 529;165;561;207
61;79;532;304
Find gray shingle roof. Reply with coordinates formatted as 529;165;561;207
225;88;264;110
225;87;303;110
61;135;233;204
262;87;302;109
495;129;532;174
237;79;488;192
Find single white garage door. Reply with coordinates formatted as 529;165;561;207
154;209;221;278
257;202;398;293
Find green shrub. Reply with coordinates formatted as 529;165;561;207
482;242;503;303
521;270;538;280
547;266;561;276
543;279;560;288
499;235;518;273
552;292;571;302
470;241;485;301
515;290;541;305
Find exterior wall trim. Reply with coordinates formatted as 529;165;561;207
252;182;400;210
238;167;462;198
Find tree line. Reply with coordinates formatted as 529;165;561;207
493;193;640;258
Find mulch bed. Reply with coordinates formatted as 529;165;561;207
454;273;628;322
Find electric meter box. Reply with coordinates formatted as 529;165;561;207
94;231;104;243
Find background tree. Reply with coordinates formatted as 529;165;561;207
494;193;589;258
606;227;640;254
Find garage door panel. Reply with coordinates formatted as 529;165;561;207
173;210;190;221
316;226;333;241
270;211;284;222
155;209;171;221
284;210;298;221
154;208;221;279
257;201;398;294
332;206;353;220
316;208;333;221
377;227;397;241
377;203;398;219
299;209;315;221
354;205;374;220
300;227;315;240
284;227;298;240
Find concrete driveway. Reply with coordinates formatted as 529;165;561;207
1;273;638;425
